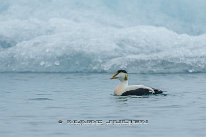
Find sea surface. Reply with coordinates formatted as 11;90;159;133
0;72;206;137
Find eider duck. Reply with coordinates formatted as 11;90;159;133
110;70;164;96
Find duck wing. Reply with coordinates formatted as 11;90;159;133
121;85;164;96
121;88;152;96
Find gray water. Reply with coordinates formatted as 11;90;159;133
0;73;206;137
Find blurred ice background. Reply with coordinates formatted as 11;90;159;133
0;0;206;73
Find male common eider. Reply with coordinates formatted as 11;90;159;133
110;70;164;96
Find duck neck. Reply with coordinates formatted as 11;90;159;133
120;80;128;86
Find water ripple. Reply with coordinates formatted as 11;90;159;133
28;98;53;101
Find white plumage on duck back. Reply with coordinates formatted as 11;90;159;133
110;70;164;96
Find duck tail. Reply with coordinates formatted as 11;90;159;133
152;88;165;94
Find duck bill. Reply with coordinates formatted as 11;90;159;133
110;72;119;79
